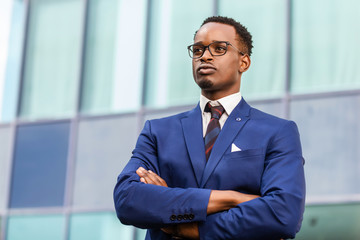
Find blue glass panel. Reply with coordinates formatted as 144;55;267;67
10;122;70;208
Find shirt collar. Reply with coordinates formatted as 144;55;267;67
200;92;242;116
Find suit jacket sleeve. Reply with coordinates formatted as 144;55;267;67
113;120;211;229
198;120;305;240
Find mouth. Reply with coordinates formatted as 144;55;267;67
197;64;216;75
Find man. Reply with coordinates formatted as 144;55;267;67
114;16;305;240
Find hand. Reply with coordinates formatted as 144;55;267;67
136;167;168;187
207;190;260;214
161;223;199;240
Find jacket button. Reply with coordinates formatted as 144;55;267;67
189;214;194;220
177;215;183;221
170;214;177;221
183;214;189;220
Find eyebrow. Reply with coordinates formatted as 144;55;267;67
193;40;227;45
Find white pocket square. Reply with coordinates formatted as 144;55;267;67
231;143;242;152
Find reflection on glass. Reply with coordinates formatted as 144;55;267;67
69;212;134;240
291;0;360;93
145;0;212;108
7;215;65;240
72;116;137;209
219;0;287;99
290;96;360;197
81;0;146;115
19;0;84;120
10;122;70;208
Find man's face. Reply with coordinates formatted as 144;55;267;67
192;22;248;100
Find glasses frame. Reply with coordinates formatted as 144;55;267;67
187;41;245;59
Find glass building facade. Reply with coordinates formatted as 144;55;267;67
0;0;360;239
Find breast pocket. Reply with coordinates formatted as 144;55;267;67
210;148;265;192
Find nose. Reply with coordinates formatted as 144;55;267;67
200;46;213;61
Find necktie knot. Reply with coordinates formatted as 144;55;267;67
205;102;225;120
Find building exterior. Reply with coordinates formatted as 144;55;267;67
0;0;360;239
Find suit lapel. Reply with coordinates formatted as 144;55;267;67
181;105;206;187
200;99;251;187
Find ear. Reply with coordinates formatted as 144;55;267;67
239;54;251;73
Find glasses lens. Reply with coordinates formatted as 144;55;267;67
189;45;204;58
209;42;227;56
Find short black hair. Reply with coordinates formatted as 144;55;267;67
196;16;253;56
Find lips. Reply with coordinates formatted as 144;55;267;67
197;64;216;75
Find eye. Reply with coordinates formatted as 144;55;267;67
211;42;227;54
192;46;204;55
215;46;226;52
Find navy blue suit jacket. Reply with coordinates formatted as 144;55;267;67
114;99;305;239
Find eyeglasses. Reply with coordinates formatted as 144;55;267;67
187;41;245;59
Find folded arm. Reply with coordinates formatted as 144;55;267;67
137;167;260;239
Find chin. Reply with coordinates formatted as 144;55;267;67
196;78;214;89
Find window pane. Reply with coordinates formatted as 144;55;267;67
135;228;147;240
250;100;284;119
145;0;212;108
290;95;360;199
1;0;26;122
7;215;65;240
69;212;133;240
72;115;138;209
219;0;287;99
0;0;13;121
10;122;70;208
0;126;12;211
81;0;146;114
291;0;360;93
144;105;194;122
295;203;360;239
19;0;84;120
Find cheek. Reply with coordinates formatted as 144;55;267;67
192;61;197;79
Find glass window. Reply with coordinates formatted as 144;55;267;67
19;0;84;120
135;228;147;240
72;115;138;209
249;100;284;119
10;122;70;208
0;0;13;122
80;0;147;115
144;105;194;122
1;0;26;122
291;0;360;93
219;0;287;99
0;126;12;211
145;0;213;108
69;212;134;240
6;215;65;240
290;95;360;198
295;203;360;239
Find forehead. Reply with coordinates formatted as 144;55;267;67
194;22;237;43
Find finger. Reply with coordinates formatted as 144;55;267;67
138;170;157;185
140;177;146;183
136;167;146;177
144;170;164;186
148;170;168;187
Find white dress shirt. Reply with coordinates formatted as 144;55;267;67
199;92;242;137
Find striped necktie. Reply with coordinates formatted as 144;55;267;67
204;102;225;161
